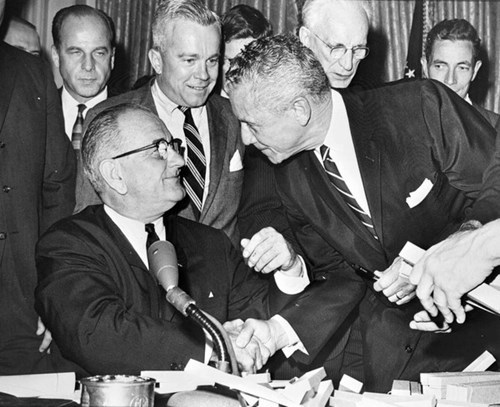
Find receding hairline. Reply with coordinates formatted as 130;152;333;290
302;0;370;30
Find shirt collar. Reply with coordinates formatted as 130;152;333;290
464;94;473;106
61;86;108;110
152;80;205;120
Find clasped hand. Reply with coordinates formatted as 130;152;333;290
373;257;417;305
224;318;283;374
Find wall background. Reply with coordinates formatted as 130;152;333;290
8;0;500;113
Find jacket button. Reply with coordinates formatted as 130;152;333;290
2;186;11;193
405;345;413;353
0;232;6;240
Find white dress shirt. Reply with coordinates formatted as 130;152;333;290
152;82;211;207
61;87;108;140
315;89;371;216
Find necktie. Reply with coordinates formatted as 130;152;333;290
71;104;86;150
145;223;160;249
179;106;206;218
320;145;378;240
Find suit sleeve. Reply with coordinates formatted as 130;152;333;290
35;225;205;375
272;204;366;364
421;81;500;222
41;63;76;231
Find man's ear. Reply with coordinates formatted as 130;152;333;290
100;159;127;195
471;60;482;82
298;26;312;48
148;48;162;75
292;96;312;127
51;45;60;69
420;56;429;78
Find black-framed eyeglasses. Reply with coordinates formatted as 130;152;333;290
112;138;183;160
309;30;369;61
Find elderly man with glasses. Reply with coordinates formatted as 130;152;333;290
34;103;310;377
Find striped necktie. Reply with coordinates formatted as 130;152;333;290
320;145;378;240
179;106;206;219
71;104;86;150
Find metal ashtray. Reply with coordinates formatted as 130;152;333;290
80;375;155;407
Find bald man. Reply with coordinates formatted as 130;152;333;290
2;16;41;56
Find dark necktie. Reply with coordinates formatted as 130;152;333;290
71;104;86;150
320;145;378;240
179;106;206;219
145;223;160;249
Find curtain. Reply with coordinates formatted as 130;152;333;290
93;0;498;112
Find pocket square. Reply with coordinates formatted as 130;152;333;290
406;178;433;208
229;149;243;172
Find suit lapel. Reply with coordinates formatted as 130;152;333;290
200;96;227;222
342;91;384;246
0;44;17;133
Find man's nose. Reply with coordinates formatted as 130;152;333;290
444;69;457;85
241;124;256;145
338;49;354;71
195;62;210;80
169;149;185;168
82;54;95;71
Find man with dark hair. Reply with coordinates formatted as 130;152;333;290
1;15;41;56
35;103;310;376
0;0;76;375
221;4;272;97
51;4;116;147
421;18;500;129
81;0;245;247
227;34;500;392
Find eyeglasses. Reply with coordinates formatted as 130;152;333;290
112;138;183;160
309;30;369;61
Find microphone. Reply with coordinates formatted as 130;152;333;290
147;239;237;374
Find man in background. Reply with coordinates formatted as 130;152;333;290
297;0;370;89
220;4;272;98
83;0;243;247
51;5;115;148
0;0;76;375
1;15;41;56
421;18;500;130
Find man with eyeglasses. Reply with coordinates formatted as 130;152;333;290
298;0;370;89
34;103;312;377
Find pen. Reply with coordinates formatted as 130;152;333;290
350;263;379;281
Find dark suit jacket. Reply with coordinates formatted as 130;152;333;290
0;42;76;374
76;81;244;246
35;205;280;377
473;102;500;132
243;79;500;391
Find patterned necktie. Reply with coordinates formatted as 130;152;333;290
145;223;160;249
320;145;378;240
71;104;86;150
179;106;206;219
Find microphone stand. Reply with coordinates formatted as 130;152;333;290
148;240;239;375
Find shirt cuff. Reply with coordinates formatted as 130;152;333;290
270;314;309;358
273;255;310;294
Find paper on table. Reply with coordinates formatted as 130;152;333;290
141;370;214;394
0;372;75;398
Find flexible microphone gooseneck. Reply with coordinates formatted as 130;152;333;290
147;239;238;375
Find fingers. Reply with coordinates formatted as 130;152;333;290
36;317;45;336
395;289;416;305
39;330;52;353
373;258;402;294
240;228;295;274
223;319;244;334
409;310;451;333
235;320;258;348
432;288;455;324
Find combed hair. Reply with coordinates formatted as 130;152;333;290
152;0;220;51
222;5;273;43
52;4;115;49
298;0;371;31
226;34;330;115
425;18;481;63
82;103;157;194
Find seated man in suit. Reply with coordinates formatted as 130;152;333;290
421;18;500;130
34;103;310;376
226;34;500;392
51;4;116;148
79;0;243;247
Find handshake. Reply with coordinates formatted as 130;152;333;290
223;318;290;374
